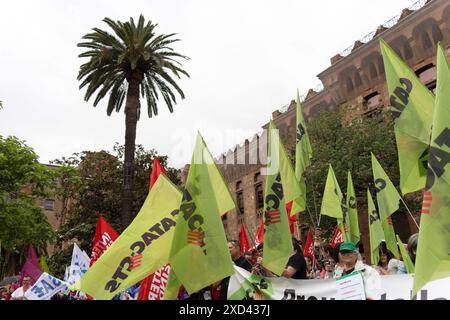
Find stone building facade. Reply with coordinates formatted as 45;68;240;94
213;0;450;257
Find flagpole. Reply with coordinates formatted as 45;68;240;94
305;205;316;229
399;197;420;230
243;221;256;249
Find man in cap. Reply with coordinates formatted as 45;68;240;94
334;242;381;300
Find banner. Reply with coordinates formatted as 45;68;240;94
303;229;314;259
228;266;450;300
20;244;43;285
73;174;182;299
25;272;68;300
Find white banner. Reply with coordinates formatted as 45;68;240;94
228;266;450;300
25;273;68;300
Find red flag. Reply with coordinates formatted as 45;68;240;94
330;226;344;248
138;156;169;300
285;201;297;235
239;224;250;254
253;220;264;249
137;264;171;300
20;244;43;285
89;214;119;267
149;156;167;191
304;229;314;259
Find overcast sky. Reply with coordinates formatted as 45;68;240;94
0;0;415;169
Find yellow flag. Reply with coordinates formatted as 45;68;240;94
73;175;182;299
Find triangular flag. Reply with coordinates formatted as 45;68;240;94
330;227;343;249
261;121;294;276
239;224;250;254
371;153;401;258
346;171;360;245
413;44;450;296
39;256;50;273
20;244;43;285
169;132;235;294
89;214;119;266
396;234;414;274
149;156;167;191
368;189;385;266
292;90;313;214
380;38;434;195
303;229;314;259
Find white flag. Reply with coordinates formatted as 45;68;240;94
25;273;68;300
67;243;90;285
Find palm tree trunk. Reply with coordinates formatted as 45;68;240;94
121;73;142;229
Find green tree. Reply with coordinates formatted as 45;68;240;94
48;145;180;277
77;15;189;229
0;136;55;278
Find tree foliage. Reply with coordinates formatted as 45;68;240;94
0;136;55;277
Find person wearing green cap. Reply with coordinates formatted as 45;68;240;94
334;242;381;300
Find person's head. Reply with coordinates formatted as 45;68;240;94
228;240;241;260
324;259;335;272
407;233;419;263
244;251;253;261
292;237;302;253
22;276;31;289
379;250;393;266
305;256;313;270
338;242;358;267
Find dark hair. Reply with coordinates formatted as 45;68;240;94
333;243;342;263
292;237;302;253
244;251;252;256
256;243;263;251
378;249;393;266
228;240;240;248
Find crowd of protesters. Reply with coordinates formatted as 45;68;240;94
0;232;419;300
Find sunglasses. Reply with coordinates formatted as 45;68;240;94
340;250;355;254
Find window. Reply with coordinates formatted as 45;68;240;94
363;92;382;110
346;77;354;93
44;199;54;211
369;63;378;80
254;173;264;216
422;32;432;50
236;181;244;215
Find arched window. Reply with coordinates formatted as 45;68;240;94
422;31;433;50
369;63;378;80
254;173;264;216
354;73;362;88
236;180;244;216
346;77;354;93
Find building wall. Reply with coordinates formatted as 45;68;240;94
215;0;450;255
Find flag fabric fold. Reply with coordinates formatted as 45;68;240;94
367;189;385;266
346;171;360;245
380;38;434;195
261;121;294;276
168;133;235;294
413;44;450;296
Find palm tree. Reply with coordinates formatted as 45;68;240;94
77;15;189;229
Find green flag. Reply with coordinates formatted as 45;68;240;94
262;121;294;276
413;44;450;296
320;165;349;242
346;171;360;245
39;256;50;273
271;121;303;217
162;268;182;300
380;38;434;195
169;133;235;294
320;165;343;219
292;90;313;215
72;174;182;299
371;153;401;258
368;189;385;266
396;234;414;274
